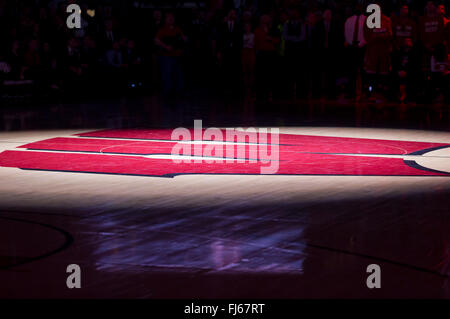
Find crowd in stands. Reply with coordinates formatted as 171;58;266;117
0;0;449;103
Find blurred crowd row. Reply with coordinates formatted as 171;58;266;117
0;0;449;103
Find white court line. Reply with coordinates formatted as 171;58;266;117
14;148;450;162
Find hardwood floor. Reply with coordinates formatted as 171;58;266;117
0;127;449;298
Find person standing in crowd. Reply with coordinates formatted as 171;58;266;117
419;1;445;58
242;22;255;96
22;39;40;80
430;43;449;102
437;4;449;25
79;36;98;91
283;8;306;99
344;5;366;99
105;41;123;69
391;37;421;103
445;17;450;55
188;9;208;88
217;9;242;97
255;14;280;102
154;12;186;97
305;11;320;98
392;4;417;50
363;5;393;99
122;39;142;85
62;37;82;92
151;10;163;35
40;42;59;90
275;10;288;99
314;8;342;99
276;10;288;59
0;52;11;82
104;41;125;91
150;10;163;90
6;40;23;80
98;19;120;52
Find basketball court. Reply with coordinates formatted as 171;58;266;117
0;127;449;298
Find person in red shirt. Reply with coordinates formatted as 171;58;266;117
155;12;185;57
392;5;417;50
255;15;280;52
437;4;449;59
363;8;393;98
154;12;186;96
419;1;445;50
437;4;449;26
254;14;280;101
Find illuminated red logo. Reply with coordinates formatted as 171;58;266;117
0;129;448;177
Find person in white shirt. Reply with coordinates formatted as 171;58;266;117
344;13;367;48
